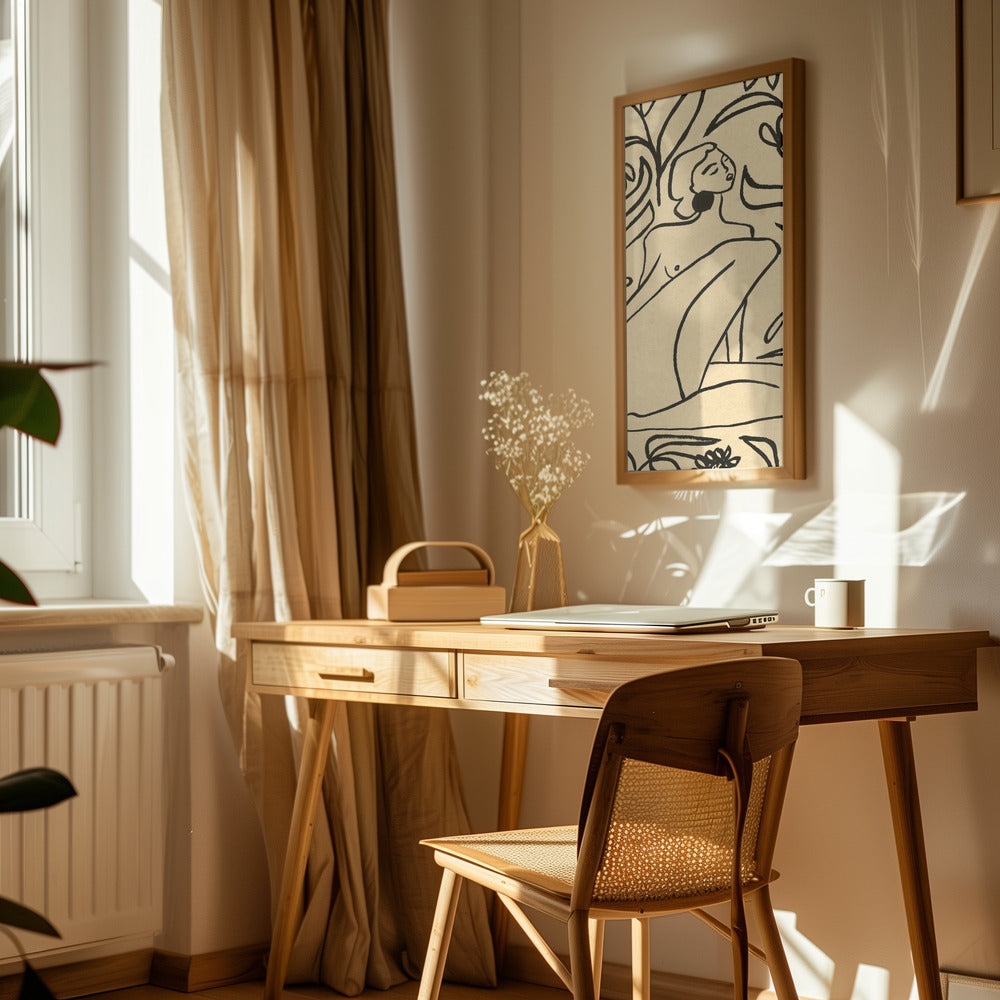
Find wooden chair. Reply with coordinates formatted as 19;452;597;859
416;656;803;1000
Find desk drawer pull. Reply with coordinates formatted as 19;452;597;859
318;668;375;683
547;677;618;694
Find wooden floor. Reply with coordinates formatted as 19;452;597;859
99;980;564;1000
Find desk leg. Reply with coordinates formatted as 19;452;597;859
264;699;337;1000
491;713;530;968
878;719;944;1000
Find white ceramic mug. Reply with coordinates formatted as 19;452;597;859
804;578;865;628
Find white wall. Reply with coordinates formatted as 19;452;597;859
391;2;1000;999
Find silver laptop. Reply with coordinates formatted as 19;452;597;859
481;603;778;634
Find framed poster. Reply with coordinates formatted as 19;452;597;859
956;0;1000;203
615;58;805;485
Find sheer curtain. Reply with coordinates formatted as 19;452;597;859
160;0;495;993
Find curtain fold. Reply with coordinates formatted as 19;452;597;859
160;0;495;993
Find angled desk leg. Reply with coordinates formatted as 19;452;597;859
264;699;337;1000
878;719;944;1000
491;713;530;968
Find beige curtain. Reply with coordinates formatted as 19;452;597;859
160;0;495;993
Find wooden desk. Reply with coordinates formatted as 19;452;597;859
233;620;990;1000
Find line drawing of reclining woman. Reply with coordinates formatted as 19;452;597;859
625;141;782;418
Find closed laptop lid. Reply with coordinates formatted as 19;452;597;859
481;603;778;634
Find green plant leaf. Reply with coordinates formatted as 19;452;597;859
0;768;76;813
0;365;61;444
19;961;58;1000
0;560;36;606
0;898;60;938
0;361;98;444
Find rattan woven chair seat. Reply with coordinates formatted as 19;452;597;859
423;814;769;906
423;825;578;896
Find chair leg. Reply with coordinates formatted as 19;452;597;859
631;918;650;1000
749;886;798;1000
732;912;749;1000
589;918;605;998
418;867;464;1000
568;910;597;1000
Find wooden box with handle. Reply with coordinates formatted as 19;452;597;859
366;541;507;621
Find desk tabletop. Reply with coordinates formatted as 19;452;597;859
233;618;991;659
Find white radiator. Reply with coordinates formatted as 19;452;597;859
0;646;168;959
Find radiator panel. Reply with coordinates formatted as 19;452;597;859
0;647;165;959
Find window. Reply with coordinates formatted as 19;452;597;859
0;0;91;600
1;1;181;605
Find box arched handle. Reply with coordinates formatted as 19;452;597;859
380;541;496;587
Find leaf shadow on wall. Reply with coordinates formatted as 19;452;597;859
580;490;965;611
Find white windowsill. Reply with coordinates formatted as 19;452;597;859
0;600;204;629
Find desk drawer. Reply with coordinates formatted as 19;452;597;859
253;643;456;698
463;654;660;710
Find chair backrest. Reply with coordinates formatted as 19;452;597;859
573;656;802;910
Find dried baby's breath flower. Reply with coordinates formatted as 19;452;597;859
479;370;593;522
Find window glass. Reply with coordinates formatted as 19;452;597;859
0;0;90;598
0;0;19;517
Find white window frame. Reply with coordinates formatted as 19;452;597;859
0;0;91;600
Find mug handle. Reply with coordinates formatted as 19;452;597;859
804;586;816;607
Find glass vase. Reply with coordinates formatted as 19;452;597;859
509;518;567;612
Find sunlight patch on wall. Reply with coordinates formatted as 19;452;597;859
774;909;835;1000
833;404;899;626
614;485;963;609
611;510;719;602
851;964;891;1000
620;515;690;538
922;205;998;412
771;911;894;1000
763;492;964;570
614;496;789;607
686;490;782;607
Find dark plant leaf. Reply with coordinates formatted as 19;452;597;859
19;961;58;1000
0;898;60;938
0;365;61;444
0;561;36;607
0;768;76;813
0;361;98;444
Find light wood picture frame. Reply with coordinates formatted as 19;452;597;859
956;0;1000;203
615;58;805;485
